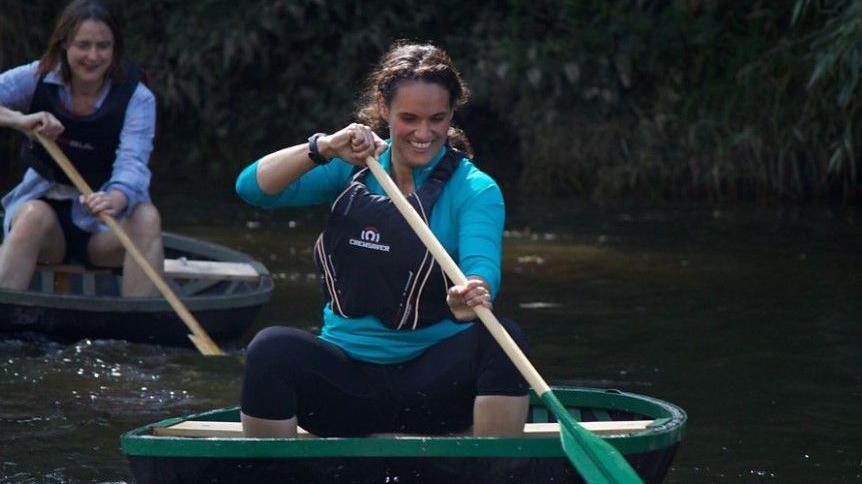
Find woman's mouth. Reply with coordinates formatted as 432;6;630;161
410;141;431;150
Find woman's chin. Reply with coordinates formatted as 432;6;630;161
407;147;439;166
392;143;440;167
407;155;434;167
73;69;107;84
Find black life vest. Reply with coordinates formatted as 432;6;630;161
21;62;143;189
314;149;462;330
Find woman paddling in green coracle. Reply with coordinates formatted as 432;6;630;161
235;42;531;439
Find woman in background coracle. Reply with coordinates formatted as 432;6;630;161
0;0;162;296
235;42;530;438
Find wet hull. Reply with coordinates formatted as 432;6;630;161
122;387;687;483
0;232;272;346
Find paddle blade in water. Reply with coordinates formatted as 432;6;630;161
541;391;643;484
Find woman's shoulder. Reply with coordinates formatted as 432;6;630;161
0;61;42;109
451;153;500;192
444;153;504;211
130;82;156;105
0;60;41;85
116;62;156;105
11;60;40;74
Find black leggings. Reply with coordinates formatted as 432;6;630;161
240;319;529;437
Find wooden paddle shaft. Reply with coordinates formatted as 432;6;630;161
365;156;551;396
34;133;224;356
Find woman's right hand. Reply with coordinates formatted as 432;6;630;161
447;277;493;322
17;111;64;139
318;123;386;166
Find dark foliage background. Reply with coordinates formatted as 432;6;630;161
1;0;859;202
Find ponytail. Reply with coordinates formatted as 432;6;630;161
447;126;473;158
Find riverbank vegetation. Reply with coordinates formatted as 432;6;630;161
1;0;859;202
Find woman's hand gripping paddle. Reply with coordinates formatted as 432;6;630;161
364;155;642;483
34;133;224;356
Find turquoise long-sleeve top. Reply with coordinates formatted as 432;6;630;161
235;145;504;364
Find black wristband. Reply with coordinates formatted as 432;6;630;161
307;133;330;165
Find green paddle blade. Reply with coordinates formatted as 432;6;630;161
541;391;644;484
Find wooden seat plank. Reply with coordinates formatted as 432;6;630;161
164;259;259;282
40;259;261;283
152;419;654;439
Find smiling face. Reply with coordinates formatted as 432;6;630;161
64;19;114;89
379;81;454;169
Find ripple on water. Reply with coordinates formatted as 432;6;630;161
2;334;244;481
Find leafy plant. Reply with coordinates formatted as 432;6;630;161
1;0;859;202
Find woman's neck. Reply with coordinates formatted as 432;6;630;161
71;77;105;98
68;78;104;116
389;158;415;195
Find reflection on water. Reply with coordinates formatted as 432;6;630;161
1;198;860;482
0;337;244;482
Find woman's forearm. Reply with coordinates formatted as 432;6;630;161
0;105;24;131
0;107;63;138
256;142;321;195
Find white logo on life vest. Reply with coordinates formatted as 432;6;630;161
349;227;390;252
361;228;380;242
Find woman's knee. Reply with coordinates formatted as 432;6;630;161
127;203;162;239
492;317;529;353
242;326;313;420
245;326;312;370
7;201;59;244
475;318;531;397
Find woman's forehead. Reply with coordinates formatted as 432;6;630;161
70;19;114;41
389;81;452;111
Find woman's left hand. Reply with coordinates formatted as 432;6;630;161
79;190;127;217
447;277;493;321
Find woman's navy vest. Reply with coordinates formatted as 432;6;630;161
314;149;462;330
21;63;143;189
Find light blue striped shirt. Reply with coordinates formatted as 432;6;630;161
236;145;505;363
1;60;156;235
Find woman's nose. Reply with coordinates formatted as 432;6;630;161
416;122;432;139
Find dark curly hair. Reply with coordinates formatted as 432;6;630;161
356;42;473;158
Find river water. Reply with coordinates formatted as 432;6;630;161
1;196;860;483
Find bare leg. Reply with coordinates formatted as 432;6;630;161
472;395;529;437
0;201;65;290
88;203;164;297
241;412;298;438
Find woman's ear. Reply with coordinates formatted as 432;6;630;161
377;93;389;122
